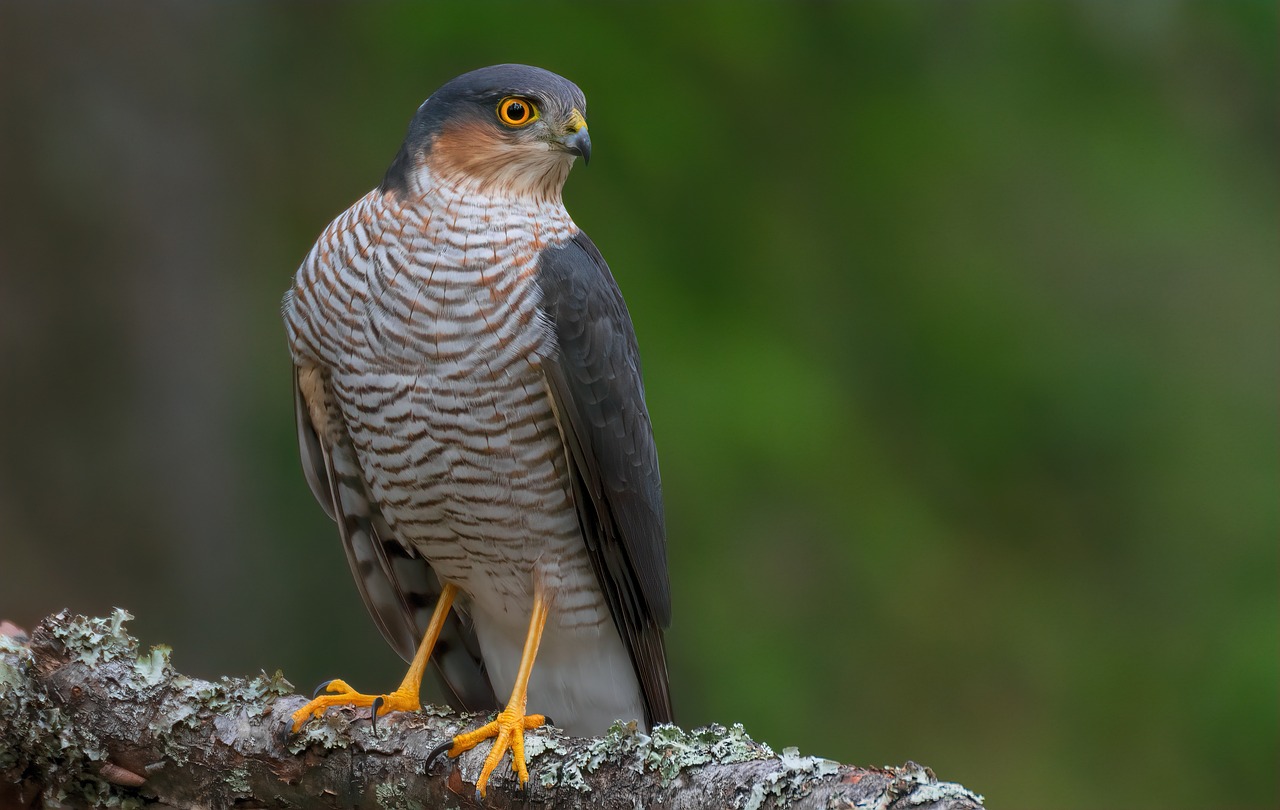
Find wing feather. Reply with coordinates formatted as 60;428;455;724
537;231;673;726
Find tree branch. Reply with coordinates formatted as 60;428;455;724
0;611;984;809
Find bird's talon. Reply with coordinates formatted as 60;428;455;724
426;738;454;775
311;679;336;699
445;707;546;798
290;681;418;733
370;696;385;732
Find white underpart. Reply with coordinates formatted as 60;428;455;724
474;601;643;736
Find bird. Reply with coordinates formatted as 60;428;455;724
281;64;672;797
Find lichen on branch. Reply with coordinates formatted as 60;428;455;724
0;611;984;809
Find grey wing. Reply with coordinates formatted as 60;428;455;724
537;231;673;726
293;365;498;712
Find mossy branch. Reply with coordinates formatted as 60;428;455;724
0;611;984;809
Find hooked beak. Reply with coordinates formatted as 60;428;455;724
560;108;591;165
562;129;592;165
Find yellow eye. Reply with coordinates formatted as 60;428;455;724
498;97;537;127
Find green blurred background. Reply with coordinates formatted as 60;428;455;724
1;2;1275;807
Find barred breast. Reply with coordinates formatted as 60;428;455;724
286;175;654;735
286;173;604;620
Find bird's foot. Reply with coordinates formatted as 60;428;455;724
445;706;547;798
290;678;419;732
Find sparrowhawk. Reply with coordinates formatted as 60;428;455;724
282;64;672;796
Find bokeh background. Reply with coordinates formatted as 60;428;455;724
1;3;1275;808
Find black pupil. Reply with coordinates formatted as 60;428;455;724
507;101;526;122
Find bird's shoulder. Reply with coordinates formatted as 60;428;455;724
282;189;420;365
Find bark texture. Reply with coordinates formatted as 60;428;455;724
0;611;985;809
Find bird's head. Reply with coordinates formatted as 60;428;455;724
382;64;591;202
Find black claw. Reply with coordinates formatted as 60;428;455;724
543;716;555;728
370;696;385;733
425;739;454;775
311;679;336;698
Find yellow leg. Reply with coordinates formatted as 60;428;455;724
445;591;549;798
292;582;458;732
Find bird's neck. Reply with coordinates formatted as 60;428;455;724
393;165;563;215
407;146;574;207
391;167;569;228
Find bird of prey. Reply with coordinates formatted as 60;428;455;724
282;64;672;797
